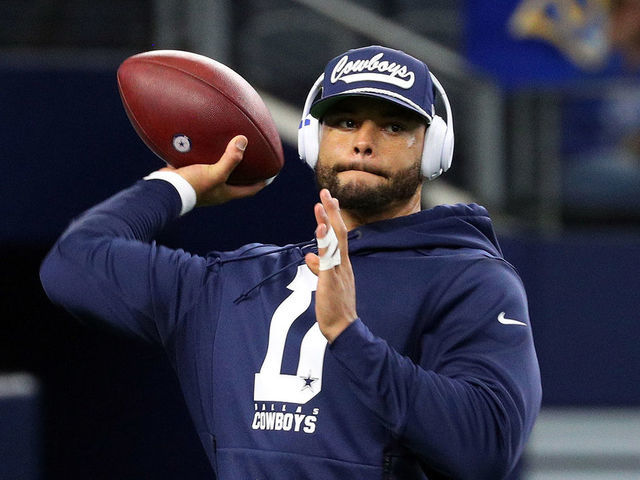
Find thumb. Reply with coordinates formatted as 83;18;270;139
305;252;320;276
206;135;248;182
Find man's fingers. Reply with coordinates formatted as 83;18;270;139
304;252;320;276
151;135;271;208
223;180;269;201
314;193;343;271
313;203;328;252
319;189;348;256
207;135;247;181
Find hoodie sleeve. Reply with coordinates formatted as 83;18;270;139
39;179;211;346
328;258;542;479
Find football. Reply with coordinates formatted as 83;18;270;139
117;50;284;185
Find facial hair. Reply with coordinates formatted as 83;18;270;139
315;157;423;216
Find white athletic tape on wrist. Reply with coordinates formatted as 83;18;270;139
317;226;341;270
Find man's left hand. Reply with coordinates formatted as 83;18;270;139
305;189;358;343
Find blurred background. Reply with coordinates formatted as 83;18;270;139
1;0;639;478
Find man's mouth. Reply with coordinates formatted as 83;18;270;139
335;164;388;178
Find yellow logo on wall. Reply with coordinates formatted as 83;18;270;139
509;0;611;70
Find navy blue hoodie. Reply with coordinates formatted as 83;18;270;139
40;179;541;479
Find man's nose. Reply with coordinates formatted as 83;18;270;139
353;121;377;157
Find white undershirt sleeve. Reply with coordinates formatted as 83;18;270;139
143;171;197;216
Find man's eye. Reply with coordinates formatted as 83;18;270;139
339;119;356;128
385;123;404;133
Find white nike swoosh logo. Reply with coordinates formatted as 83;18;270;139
498;312;527;326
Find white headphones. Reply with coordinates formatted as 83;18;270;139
297;71;454;180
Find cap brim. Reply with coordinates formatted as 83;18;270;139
310;92;432;122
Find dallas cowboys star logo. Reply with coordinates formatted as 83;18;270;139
299;371;319;392
172;134;191;153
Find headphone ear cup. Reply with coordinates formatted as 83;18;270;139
441;124;454;173
298;115;320;169
421;115;447;180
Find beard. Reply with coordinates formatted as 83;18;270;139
314;157;423;216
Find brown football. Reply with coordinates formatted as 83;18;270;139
117;50;284;185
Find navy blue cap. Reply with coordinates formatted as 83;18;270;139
310;45;434;122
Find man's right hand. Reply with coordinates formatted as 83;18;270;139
158;135;268;207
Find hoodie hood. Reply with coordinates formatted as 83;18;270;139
232;203;503;304
348;203;503;259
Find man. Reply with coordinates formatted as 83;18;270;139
41;46;541;479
